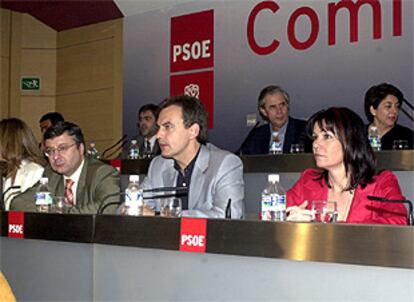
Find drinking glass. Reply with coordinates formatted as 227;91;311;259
311;201;338;223
160;198;182;217
392;140;408;150
290;144;305;153
51;196;72;214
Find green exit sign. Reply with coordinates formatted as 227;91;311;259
21;77;41;91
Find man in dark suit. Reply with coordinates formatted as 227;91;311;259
121;103;161;158
11;122;120;214
239;85;309;154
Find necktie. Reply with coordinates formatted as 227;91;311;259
64;179;75;206
146;140;151;154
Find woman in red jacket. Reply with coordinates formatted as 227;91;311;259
286;107;407;224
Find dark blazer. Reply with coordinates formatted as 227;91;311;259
380;124;414;150
10;158;120;214
120;134;161;159
239;117;309;155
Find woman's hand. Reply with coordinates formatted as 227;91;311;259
286;201;313;222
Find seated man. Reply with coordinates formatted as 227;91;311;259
239;85;309;154
39;111;64;135
121;103;161;158
11;122;120;214
142;95;244;218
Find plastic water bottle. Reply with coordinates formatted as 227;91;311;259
87;142;100;159
128;140;140;159
261;174;286;221
368;126;381;151
35;177;53;213
121;175;143;216
269;131;282;154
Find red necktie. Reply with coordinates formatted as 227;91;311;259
64;179;75;206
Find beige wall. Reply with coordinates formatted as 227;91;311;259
0;8;123;155
57;19;123;152
1;9;11;119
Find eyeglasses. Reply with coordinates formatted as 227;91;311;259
44;143;77;157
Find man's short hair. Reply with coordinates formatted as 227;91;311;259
158;95;208;144
44;121;85;150
257;85;290;120
39;112;64;124
138;104;159;119
364;83;403;123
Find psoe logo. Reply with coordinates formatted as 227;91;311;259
170;9;214;72
179;217;207;253
8;211;25;238
8;224;23;234
184;84;200;98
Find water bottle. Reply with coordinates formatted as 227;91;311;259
368;126;381;151
128;140;140;159
87;142;100;159
261;174;286;221
35;177;53;213
269;131;282;154
121;175;144;216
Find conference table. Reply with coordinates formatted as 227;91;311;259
0;150;413;301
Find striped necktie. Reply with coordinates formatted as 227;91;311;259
64;179;75;206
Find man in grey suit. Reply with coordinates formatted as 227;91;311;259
142;95;244;219
11;122;120;214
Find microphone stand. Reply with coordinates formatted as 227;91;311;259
368;195;413;226
401;98;414;122
101;135;128;159
402;98;414;111
97;187;189;214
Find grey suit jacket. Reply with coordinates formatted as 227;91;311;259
142;143;245;219
10;158;120;214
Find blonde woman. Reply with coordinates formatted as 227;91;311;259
0;118;46;210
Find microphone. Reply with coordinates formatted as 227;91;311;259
101;135;128;159
225;198;232;219
402;98;414;111
367;195;413;226
97;187;189;214
236;121;260;155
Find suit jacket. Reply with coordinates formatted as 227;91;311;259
120;134;161;159
10;158;120;214
287;169;407;225
142;143;245;219
239;117;309;154
380;123;414;150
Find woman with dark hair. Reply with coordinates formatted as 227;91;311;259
0;118;46;210
286;107;407;224
364;83;414;149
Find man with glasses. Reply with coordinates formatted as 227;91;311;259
11;122;120;213
238;85;309;154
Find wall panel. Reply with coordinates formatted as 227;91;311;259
20;96;55;140
20;49;56;96
56;89;116;150
57;39;113;94
58;20;119;48
57;19;123;154
21;13;56;49
1;9;11;118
